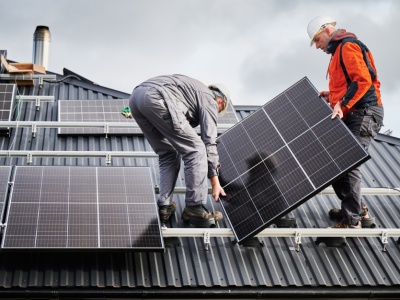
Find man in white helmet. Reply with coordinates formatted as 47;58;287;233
129;74;229;227
307;16;384;229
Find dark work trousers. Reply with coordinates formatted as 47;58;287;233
332;105;384;225
129;85;209;208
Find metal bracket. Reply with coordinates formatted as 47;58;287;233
32;124;37;138
204;230;211;251
295;231;302;252
381;231;388;252
38;76;44;89
27;153;33;164
104;124;109;138
105;153;112;165
35;98;41;111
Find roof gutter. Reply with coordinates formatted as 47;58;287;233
1;287;400;299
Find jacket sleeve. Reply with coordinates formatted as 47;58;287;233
199;100;220;178
341;42;373;108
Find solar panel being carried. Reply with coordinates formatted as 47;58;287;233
1;166;164;250
217;77;370;244
0;166;12;221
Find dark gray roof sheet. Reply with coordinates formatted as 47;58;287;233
0;78;400;298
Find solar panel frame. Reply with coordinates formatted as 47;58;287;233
1;166;164;251
218;100;239;125
58;99;143;135
58;98;239;136
217;77;370;244
0;166;12;222
0;84;16;135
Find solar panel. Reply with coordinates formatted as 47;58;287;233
58;99;142;135
217;77;370;244
217;100;239;125
0;166;12;221
58;98;238;136
0;84;16;135
1;166;164;250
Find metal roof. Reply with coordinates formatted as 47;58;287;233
0;75;399;299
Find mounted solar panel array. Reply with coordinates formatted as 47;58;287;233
58;98;238;136
0;84;16;135
0;166;12;221
1;166;164;250
58;99;141;135
217;77;370;244
218;100;239;125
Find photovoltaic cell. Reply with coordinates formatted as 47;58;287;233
1;166;164;250
0;84;16;135
58;99;142;135
217;77;370;243
0;166;12;221
58;98;238;136
218;100;239;125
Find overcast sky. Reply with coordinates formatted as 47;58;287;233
2;0;399;136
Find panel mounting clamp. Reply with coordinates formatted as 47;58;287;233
204;230;211;251
381;231;388;252
35;98;41;111
103;124;110;137
38;76;44;89
32;124;37;137
27;153;33;164
105;153;112;165
295;231;302;252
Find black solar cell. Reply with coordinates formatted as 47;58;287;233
0;84;16;135
0;166;12;222
217;77;370;243
1;166;164;250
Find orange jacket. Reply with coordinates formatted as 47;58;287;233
327;31;382;117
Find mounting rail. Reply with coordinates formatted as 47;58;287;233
162;227;400;252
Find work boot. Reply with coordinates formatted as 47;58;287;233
182;205;222;228
328;206;369;222
327;221;361;229
159;201;176;224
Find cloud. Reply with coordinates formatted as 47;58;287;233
1;0;399;135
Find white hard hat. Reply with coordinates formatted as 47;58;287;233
307;16;336;46
208;83;230;117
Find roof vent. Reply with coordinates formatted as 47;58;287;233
32;26;51;70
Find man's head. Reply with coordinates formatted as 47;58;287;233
208;83;230;117
307;16;336;53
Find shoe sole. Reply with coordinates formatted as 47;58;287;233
181;210;222;222
181;211;217;228
187;217;216;228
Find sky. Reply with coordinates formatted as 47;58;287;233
1;0;399;136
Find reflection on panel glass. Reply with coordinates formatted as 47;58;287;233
217;77;370;243
2;166;163;250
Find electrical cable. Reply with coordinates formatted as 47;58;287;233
43;74;81;83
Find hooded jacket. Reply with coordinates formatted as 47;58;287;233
326;29;382;117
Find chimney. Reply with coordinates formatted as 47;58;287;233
32;26;51;70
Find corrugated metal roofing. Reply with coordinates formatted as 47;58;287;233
0;76;399;299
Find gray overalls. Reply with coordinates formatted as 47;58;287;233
129;75;220;207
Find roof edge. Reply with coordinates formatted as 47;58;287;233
1;286;400;299
375;133;400;145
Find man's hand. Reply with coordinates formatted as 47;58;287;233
331;101;343;119
210;176;226;202
319;91;330;102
